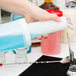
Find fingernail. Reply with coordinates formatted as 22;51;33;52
43;35;48;37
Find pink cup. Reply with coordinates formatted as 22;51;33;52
41;31;61;55
41;10;63;55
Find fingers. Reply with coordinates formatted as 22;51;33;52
42;34;48;38
37;34;48;40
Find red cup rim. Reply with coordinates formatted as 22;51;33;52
46;10;63;17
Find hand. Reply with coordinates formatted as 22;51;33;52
37;34;48;40
23;0;61;22
0;0;61;23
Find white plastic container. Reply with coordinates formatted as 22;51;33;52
0;19;31;53
0;16;68;53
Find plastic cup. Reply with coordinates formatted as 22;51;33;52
41;10;63;55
